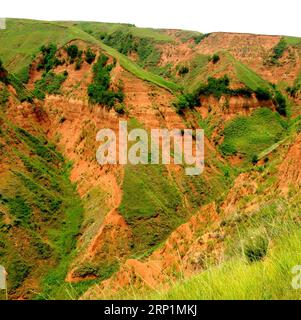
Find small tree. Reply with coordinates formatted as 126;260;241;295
66;45;79;60
274;91;287;116
178;65;189;76
85;48;96;64
211;54;220;64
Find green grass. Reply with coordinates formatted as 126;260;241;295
119;163;187;254
72;21;173;42
220;108;288;159
0;19;95;75
229;54;271;90
0;118;83;297
109;186;301;300
98;41;180;92
284;36;301;46
177;54;210;91
156;232;301;300
151;195;301;300
0;19;179;93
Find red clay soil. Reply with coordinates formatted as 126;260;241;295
277;133;301;194
81;203;223;299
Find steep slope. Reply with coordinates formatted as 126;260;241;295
1;18;301;300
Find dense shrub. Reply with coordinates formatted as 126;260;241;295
211;54;220;64
75;58;82;70
274;90;287;116
174;76;255;113
193;33;210;44
196;75;230;98
66;44;79;60
272;38;287;60
173;93;199;114
103;31;161;70
266;38;288;65
17;64;31;84
88;54;124;108
38;44;62;72
286;84;301;97
244;233;269;263
7;74;32;102
85;48;96;64
255;87;272;100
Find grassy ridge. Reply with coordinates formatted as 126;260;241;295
0;19;95;74
0;19;179;93
72;21;173;42
98;41;180;92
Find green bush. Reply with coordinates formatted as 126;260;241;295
66;44;79;60
173;93;199;114
255;87;272;100
17;64;31;84
38;44;62;72
211;54;220;64
244;233;269;263
85;48;96;64
272;38;287;60
274;91;287;116
286;84;300;97
266;38;288;65
88;54;124;108
7;195;31;225
75;58;82;70
103;31;136;55
193;33;210;44
174;75;255;113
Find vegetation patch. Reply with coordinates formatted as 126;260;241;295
220;108;287;159
0;85;9;108
37;44;63;72
33;71;68;100
265;38;288;65
88;53;124;108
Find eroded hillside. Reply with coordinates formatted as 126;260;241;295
1;18;301;300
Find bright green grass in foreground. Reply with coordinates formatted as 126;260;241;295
156;226;301;299
220;108;287;159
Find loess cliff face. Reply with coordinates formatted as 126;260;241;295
1;19;301;299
